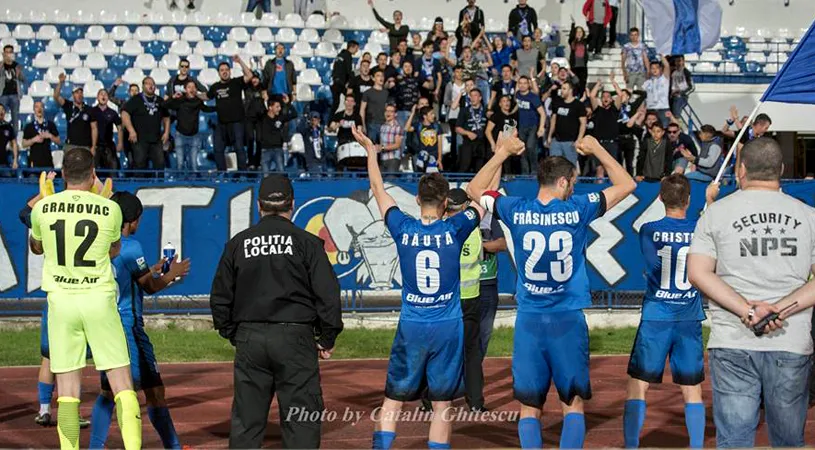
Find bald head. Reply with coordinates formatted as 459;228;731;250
741;137;783;182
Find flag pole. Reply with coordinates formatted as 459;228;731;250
713;103;762;184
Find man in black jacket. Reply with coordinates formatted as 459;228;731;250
508;0;538;38
459;0;485;38
331;41;360;115
210;174;344;449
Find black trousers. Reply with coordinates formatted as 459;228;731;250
462;297;485;409
330;81;344;115
618;135;637;176
245;118;263;168
458;139;486;173
94;144;119;171
230;323;323;449
588;23;606;54
132;141;164;176
608;6;619;47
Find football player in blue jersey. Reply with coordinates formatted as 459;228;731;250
88;191;191;450
352;126;494;449
623;175;719;448
467;134;636;448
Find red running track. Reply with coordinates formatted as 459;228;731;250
0;356;813;448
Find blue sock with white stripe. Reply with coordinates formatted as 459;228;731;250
684;403;705;448
559;412;585;449
372;431;396;449
148;406;182;449
89;395;115;449
427;441;450;449
37;382;54;414
518;417;543;448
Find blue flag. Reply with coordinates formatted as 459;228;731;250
642;0;722;55
761;21;815;104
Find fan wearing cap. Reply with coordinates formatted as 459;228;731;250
210;174;344;449
54;73;96;154
88;191;191;450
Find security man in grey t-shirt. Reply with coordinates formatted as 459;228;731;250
688;137;815;448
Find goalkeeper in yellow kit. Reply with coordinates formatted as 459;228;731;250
28;147;142;450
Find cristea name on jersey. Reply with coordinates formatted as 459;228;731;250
243;235;293;258
652;231;693;243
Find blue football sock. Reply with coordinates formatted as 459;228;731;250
559;413;585;449
518;417;543;449
372;431;396;449
148;406;182;449
623;399;646;448
427;441;451;449
37;382;54;409
684;403;705;448
89;395;115;449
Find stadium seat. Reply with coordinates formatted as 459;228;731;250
0;24;9;40
260;13;280;27
693;62;716;73
351;17;372;30
12;25;35;40
22;40;45;57
239;12;258;26
306;14;327;29
59;52;83;70
121;40;144;57
230;66;245;79
775;28;792;41
74;10;96;24
204;27;227;45
764;63;779;74
97;39;119;56
145;41;168;58
214;12;237;26
198;68;219;85
734;27;753;39
190;11;212;25
684;53;699;62
44;66;65;84
252;27;274;43
369;31;389;46
444;17;457;31
27;80;53;98
720;61;741;74
362;42;383;56
71;39;94;56
746;52;767;64
283;13;305;28
182;26;204;42
52;150;64;170
98;67;119;85
289;55;306;72
134;26;156;42
99;10;119;25
315;42;337;58
187;53;206;70
158;26;180;42
700;51;722;62
1;38;18;53
291;41;314;57
277;28;298;44
218;40;241;56
743;61;763;74
299;68;321;86
772;53;789;64
110;26;132;42
167;10;187;25
122;68;146;86
19;95;34;114
160;53;181;69
84;52;107;70
35;25;59;41
169;40;192;56
228;27;251;43
47;39;70;55
32;52;57;69
418;17;434;31
4;11;22;23
300;28;321;44
63;26;83;45
747;42;768;52
135;54;157;70
322;28;343;45
150;68;171;86
84;80;104;97
244;40;265;58
195;40;217;57
109;54;133;71
70;67;93;84
328;15;348;29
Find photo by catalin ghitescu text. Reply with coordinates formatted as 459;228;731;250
285;406;520;426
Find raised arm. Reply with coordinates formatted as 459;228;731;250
467;130;524;203
352;126;396;218
576;135;636;210
234;55;253;83
54;73;67;106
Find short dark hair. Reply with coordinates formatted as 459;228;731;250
422;40;434;49
402;59;413;68
377;52;387;59
650;60;662;68
561;80;573;90
259;198;293;215
501;64;512;72
659;174;691;209
348;40;360;47
128;83;139;91
700;124;717;134
185;79;197;88
62;147;95;185
667;122;680;130
650;121;665;131
754;113;772;125
179;58;189;65
2;45;12;52
218;61;230;70
417;173;449;207
397;38;407;45
741;137;783;182
469;88;482;97
390;49;400;57
537;156;577;187
629;27;640;33
419;106;433;119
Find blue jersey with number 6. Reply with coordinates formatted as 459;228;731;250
639;217;705;321
385;206;480;322
484;191;606;313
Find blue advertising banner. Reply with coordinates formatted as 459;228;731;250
2;179;814;299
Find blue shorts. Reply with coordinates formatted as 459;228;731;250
40;305;91;360
384;318;464;402
627;320;704;385
513;310;591;407
101;325;163;391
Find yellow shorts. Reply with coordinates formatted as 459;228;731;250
47;291;130;373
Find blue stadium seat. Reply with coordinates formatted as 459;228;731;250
204;27;227;46
119;150;129;170
54;112;67;136
724;36;746;51
98;68;120;85
308;56;330;73
17;54;33;68
197;114;210;133
145;41;168;58
744;61;763;73
316;85;332;102
63;25;83;45
196;151;215;170
22;39;44;57
320;71;332;86
324;134;337;154
348;31;368;46
18;151;28;169
23;66;42;84
726;49;745;62
60;84;74;99
109;54;133;71
42;97;60;115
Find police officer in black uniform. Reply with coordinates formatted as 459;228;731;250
210;174;344;449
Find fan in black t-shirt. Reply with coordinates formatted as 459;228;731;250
203;57;254;125
329;96;364;147
54;73;94;149
22;101;61;169
0;104;18;169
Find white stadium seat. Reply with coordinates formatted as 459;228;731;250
198;68;219;85
169;40;192;56
755;28;773;40
214;12;236;26
764;63;779;74
218;40;241;56
734;27;753;39
70;67;93;84
99;10;120;25
187;53;207;70
261;13;280;27
47;39;70;55
775;28;792;41
773;53;789;64
44;66;65;84
244;41;265;58
748;35;766;44
315;42;337;58
239;12;258;26
444;17;457;31
189;11;212;25
486;18;505;33
746;52;767;64
20;95;34;114
684;53;699;62
181;26;204;42
296;83;314;102
134;26;156;42
368;31;389;46
59;52;83;70
418;17;434;31
747;42;768;52
122;68;146;86
84;52;108;70
85;26;107;41
299;28;320;44
36;25;59;41
322;29;343;45
277;28;298;44
328;15;348;29
158;26;180;42
720;62;741;74
47;9;70;24
351;17;371;30
52;150;64;170
403;18;416;29
230;66;244;78
290;41;313;57
74;10;96;24
84;80;104;98
32;52;57;69
2;38;20;52
160;53;181;69
121;40;144;57
12;25;35;40
4;11;22;23
194;41;217;57
284;13;304;28
110;26;132;42
693;62;717;73
298;68;321;86
167;11;187;25
29;11;49;23
28;81;52;98
150;68;171;86
72;39;94;56
228;27;251;43
0;25;9;40
97;39;119;56
252;28;274;43
362;42;383;56
289;55;306;72
700;51;722;62
305;14;326;29
134;54;157;70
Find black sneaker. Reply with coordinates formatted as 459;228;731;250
79;417;91;429
420;396;432;412
35;412;52;427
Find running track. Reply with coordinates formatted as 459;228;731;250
1;356;813;448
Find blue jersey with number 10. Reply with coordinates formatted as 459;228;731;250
639;217;705;321
385;206;480;322
486;192;606;313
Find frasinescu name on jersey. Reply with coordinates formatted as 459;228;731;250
512;211;580;226
244;235;293;258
